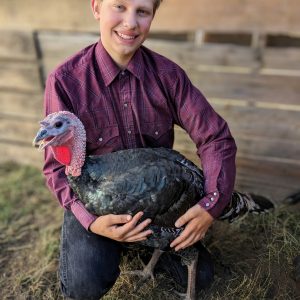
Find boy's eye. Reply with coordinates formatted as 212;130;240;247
138;9;150;16
114;4;125;11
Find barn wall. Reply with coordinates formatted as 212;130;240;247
1;1;300;201
0;0;300;34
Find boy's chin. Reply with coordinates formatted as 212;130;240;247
117;44;140;56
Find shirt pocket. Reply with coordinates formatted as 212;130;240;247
140;122;174;148
86;125;122;155
80;107;116;131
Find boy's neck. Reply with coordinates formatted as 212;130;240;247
101;39;136;70
110;53;133;70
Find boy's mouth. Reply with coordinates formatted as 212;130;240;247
115;31;138;41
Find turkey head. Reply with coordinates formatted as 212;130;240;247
33;111;86;176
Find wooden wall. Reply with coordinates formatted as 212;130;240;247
1;30;300;203
0;0;300;34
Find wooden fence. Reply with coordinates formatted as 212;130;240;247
1;29;300;203
1;0;300;35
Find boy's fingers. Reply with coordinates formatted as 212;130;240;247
125;230;153;242
175;210;194;228
117;211;144;235
174;215;186;228
108;214;132;225
170;226;191;248
125;218;152;238
175;234;195;251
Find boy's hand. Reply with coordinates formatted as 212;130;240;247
89;211;153;242
170;204;214;251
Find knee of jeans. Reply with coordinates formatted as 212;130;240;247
60;271;119;300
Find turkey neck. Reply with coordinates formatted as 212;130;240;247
53;122;86;177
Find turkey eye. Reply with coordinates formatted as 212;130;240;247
54;121;63;128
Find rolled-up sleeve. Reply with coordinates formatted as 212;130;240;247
170;68;237;218
43;73;97;230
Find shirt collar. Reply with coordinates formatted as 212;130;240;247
95;40;144;86
126;47;144;82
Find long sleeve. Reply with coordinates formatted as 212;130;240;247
43;74;97;230
170;68;237;218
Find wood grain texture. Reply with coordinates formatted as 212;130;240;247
1;0;300;34
0;61;41;93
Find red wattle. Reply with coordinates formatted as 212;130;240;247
52;146;72;165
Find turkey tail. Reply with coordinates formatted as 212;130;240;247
218;192;274;223
283;191;300;205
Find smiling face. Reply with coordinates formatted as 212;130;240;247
91;0;155;67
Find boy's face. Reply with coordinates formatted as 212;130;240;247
92;0;155;67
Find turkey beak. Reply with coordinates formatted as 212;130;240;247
33;128;49;150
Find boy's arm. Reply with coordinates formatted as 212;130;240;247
43;73;98;230
170;68;237;219
168;68;237;251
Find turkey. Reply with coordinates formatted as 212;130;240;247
33;111;274;300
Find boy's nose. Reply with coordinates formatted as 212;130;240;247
123;12;137;29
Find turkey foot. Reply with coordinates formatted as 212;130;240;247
123;249;164;287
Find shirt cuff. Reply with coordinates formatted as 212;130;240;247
70;200;98;230
198;190;222;219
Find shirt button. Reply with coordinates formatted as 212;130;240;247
128;130;132;134
205;203;210;207
210;197;214;201
124;103;128;108
155;131;159;135
99;137;103;142
213;192;217;196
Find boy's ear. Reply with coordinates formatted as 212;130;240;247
91;0;101;20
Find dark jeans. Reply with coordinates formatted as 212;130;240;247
60;211;122;300
60;211;214;300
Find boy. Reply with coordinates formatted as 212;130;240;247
43;0;237;299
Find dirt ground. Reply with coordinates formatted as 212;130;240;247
0;162;299;300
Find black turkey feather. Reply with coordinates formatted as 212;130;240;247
69;147;205;229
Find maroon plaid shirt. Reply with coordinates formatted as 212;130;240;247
43;40;237;230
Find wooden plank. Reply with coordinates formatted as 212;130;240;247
152;0;300;34
234;178;297;203
0;0;95;32
37;31;98;77
187;69;300;105
234;135;300;162
144;40;260;69
0;61;41;93
235;156;300;202
0;91;43;118
263;48;300;70
0;116;39;144
38;31;98;58
0;30;36;61
211;105;300;140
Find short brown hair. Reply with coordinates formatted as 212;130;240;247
153;0;163;12
99;0;163;14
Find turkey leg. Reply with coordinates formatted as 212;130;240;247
175;248;199;300
123;248;164;281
